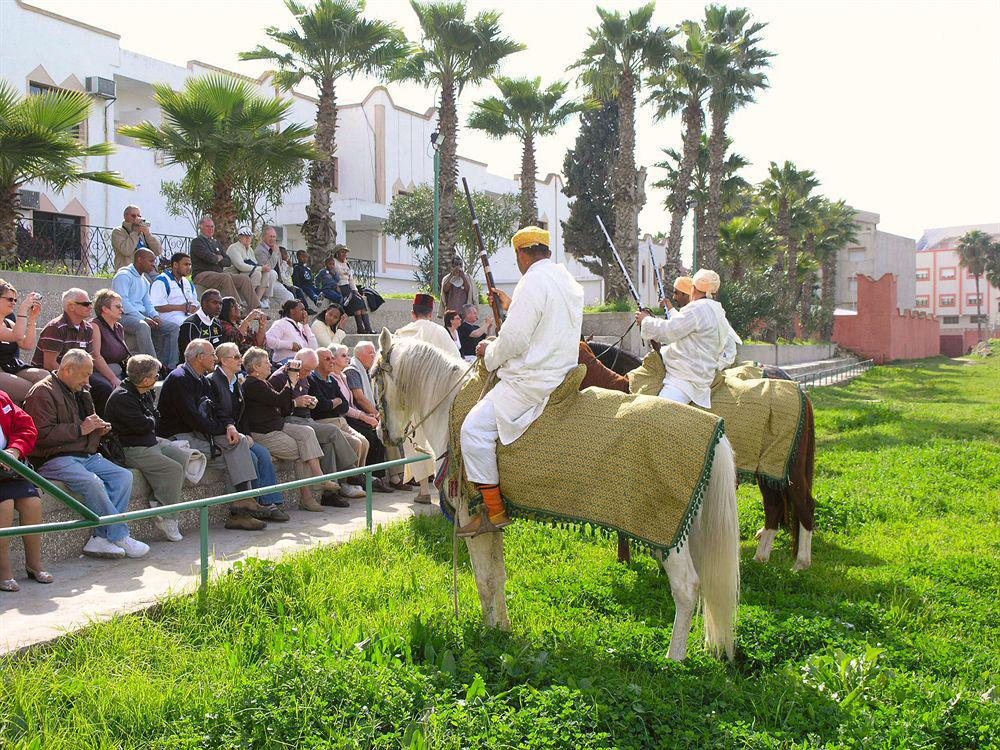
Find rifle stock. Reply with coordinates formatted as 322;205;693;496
462;177;504;332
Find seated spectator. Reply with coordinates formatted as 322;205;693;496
270;348;365;504
444;309;462;352
90;289;132;414
291;250;320;306
332;245;372;333
190;215;259;310
23;349;147;559
157;339;274;531
457;303;494;362
0;390;52;591
31;288;96;371
111;204;163;272
330;343;393;493
254;227;295;307
219;297;267;353
308;347;369;470
241;347;335;512
150;252;199;330
227;228;275;310
111;248;180;369
0;281;47;403
277;246;314;311
210;343;288;522
311;304;347;349
105;355;191;542
315;256;343;304
265;300;318;363
178;289;225;355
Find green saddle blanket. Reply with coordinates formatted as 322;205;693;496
447;362;725;554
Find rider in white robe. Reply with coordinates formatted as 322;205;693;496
459;227;584;536
637;269;741;408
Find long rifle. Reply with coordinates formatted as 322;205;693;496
648;241;666;304
462;177;504;331
596;214;647;310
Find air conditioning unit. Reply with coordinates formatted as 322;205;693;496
15;190;40;210
85;76;116;99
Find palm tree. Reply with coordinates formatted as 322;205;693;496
812;199;857;339
956;229;993;343
0;80;132;262
572;3;673;300
240;0;408;262
647;19;709;271
717;214;776;283
700;5;772;270
119;75;316;246
393;0;522;261
469;76;592;226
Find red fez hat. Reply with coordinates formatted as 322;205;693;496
413;293;434;309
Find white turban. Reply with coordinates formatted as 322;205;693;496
692;269;721;296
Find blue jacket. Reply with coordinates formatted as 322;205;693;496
316;268;340;291
111;265;156;318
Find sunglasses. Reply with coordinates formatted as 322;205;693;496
72;300;93;307
0;296;17;303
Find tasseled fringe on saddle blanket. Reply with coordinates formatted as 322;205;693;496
628;353;807;488
443;362;725;556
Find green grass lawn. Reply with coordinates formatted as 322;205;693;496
2;349;999;749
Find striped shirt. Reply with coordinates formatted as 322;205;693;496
31;313;94;368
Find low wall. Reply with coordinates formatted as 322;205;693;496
833;274;940;364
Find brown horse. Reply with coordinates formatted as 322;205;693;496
579;340;816;570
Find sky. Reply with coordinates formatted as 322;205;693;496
26;0;1000;256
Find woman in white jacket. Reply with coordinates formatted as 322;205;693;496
265;299;318;363
227;229;277;310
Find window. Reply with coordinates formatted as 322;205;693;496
915;296;929;308
29;82;86;143
942;316;960;324
536;219;548;230
640;264;646;284
848;278;857;292
939;267;956;280
969;314;988;323
967;294;982;306
848;249;866;263
939;294;956;307
915;268;929;281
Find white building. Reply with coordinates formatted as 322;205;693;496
0;0;603;302
836;210;917;312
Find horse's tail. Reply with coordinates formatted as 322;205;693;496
690;434;740;660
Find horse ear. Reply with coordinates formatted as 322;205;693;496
378;328;393;358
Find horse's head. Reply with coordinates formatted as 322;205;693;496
373;327;408;448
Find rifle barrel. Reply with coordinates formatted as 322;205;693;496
462;178;504;331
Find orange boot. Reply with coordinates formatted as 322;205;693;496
456;483;512;538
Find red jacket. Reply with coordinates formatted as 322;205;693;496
0;390;38;458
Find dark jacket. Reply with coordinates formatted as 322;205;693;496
156;363;230;439
291;262;315;289
307;371;348;420
190;235;230;276
241;375;293;434
208;367;245;425
105;379;158;447
178;312;224;356
268;366;311;418
22;374;101;461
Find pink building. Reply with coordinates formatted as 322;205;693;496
915;223;999;356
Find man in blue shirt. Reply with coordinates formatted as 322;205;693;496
111;249;180;369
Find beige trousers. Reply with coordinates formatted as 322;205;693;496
316;417;368;466
252;423;322;479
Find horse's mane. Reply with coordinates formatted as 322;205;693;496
586;341;644;376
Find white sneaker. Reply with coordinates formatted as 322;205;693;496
112;536;150;559
153;516;183;542
259;299;270;310
82;535;126;559
339;484;366;499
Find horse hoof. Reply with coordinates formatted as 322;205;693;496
753;552;770;563
791;560;811;572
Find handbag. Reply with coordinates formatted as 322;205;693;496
98;432;127;465
361;286;384;313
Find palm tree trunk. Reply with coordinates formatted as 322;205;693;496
211;178;238;248
0;185;19;265
666;96;704;265
975;274;983;342
701;99;728;270
519;130;537;226
820;253;837;340
302;76;338;264
438;79;459;263
610;71;640;301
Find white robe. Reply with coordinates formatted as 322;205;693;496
483;258;584;445
640;298;741;408
394;318;463;358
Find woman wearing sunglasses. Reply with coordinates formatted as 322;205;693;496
0;280;47;403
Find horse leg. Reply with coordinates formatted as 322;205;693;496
661;545;700;661
791;400;817;572
754;479;784;563
458;497;511;630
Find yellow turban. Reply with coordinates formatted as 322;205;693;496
692;269;721;296
673;275;694;295
512;226;550;251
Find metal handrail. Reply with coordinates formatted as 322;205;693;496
0;449;428;591
795;358;874;389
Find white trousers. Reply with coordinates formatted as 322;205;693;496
658;383;692;405
460;398;499;485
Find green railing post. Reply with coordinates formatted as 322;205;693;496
365;471;373;533
199;506;209;593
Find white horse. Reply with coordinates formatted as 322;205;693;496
375;330;741;661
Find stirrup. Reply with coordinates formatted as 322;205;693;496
456;509;512;538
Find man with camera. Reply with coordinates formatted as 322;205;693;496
111;205;163;273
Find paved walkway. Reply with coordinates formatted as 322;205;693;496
0;496;435;655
